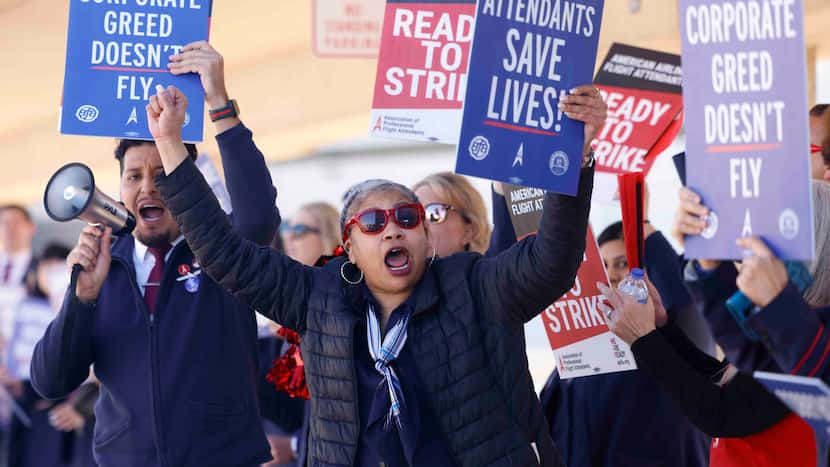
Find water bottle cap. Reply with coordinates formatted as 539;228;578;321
630;268;645;278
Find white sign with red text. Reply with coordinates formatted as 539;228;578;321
369;0;476;143
313;0;384;58
541;226;637;379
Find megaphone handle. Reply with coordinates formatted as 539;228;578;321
69;264;83;300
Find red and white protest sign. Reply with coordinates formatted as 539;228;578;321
540;226;637;379
503;188;636;379
592;43;684;203
312;0;384;58
369;0;476;143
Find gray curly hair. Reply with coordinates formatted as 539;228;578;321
804;180;830;308
340;179;421;238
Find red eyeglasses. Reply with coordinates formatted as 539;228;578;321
342;203;425;242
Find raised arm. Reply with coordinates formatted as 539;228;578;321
147;85;312;332
217;123;279;245
472;84;604;325
168;41;279;245
474;167;594;325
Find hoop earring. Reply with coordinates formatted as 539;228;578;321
429;246;437;266
340;261;364;285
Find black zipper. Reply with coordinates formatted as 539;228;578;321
113;256;166;466
348;316;361;467
114;245;184;467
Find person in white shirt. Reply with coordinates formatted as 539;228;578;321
0;206;35;288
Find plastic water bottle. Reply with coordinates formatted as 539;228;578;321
618;268;648;304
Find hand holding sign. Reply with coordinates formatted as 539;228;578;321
671;187;721;271
559;85;608;158
168;41;229;109
735;236;788;308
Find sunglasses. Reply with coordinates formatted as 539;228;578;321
342;203;425;242
280;223;321;237
424;203;467;224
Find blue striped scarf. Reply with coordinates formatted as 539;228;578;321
366;304;412;430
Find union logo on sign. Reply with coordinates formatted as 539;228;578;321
76;105;99;123
468;136;490;161
779;209;800;240
549;151;569;176
701;211;719;240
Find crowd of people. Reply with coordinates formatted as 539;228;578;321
0;39;826;467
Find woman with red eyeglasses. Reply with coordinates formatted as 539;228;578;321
149;83;604;467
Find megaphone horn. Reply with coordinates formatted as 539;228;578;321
43;162;136;236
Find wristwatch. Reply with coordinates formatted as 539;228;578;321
209;99;240;122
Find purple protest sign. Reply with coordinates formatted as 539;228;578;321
680;0;814;260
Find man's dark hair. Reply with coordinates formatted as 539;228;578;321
810;104;829;117
597;221;624;247
114;140;198;173
0;204;32;223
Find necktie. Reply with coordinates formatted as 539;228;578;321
143;245;171;313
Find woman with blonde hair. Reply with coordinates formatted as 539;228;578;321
280;202;341;267
412;172;491;257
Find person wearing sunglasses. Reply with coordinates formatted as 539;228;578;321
280;202;341;268
147;83;602;466
412;172;491;258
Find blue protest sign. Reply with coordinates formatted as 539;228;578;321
755;371;830;460
680;0;814;260
455;0;604;195
60;0;212;142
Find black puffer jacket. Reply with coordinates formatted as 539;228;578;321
158;160;593;467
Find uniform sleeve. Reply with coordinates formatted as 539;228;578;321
746;284;830;381
473;168;593;326
216;123;280;246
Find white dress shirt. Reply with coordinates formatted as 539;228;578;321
0;250;32;287
133;236;184;297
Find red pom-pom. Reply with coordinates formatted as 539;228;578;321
267;328;309;400
276;326;301;345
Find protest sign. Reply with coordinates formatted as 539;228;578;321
541;225;636;378
505;183;546;238
369;0;476;143
503;185;636;378
680;0;814;260
755;372;830;458
313;0;384;58
455;0;604;195
591;43;684;203
5;299;55;381
60;0;212;142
